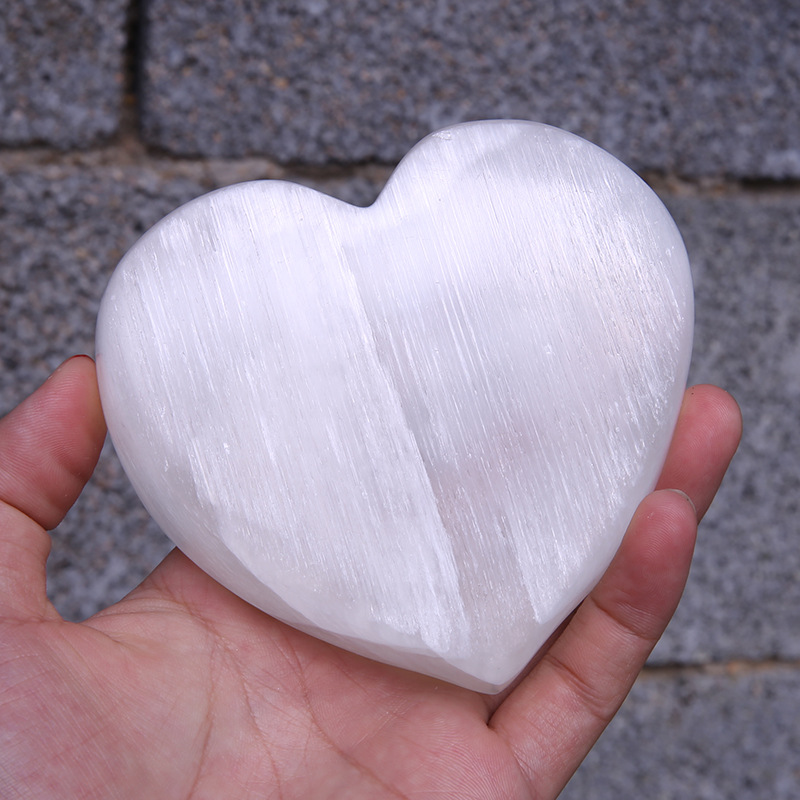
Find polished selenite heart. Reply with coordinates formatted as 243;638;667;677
96;120;693;693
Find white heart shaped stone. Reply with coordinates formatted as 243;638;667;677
96;120;692;693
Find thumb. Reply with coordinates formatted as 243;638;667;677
0;356;106;618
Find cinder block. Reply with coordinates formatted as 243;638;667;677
141;0;800;178
0;0;128;148
563;667;800;799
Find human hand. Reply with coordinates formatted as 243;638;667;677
0;356;741;799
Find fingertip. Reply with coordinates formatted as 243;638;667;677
664;487;697;519
54;355;108;461
645;487;699;531
686;383;743;450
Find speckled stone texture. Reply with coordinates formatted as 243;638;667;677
0;0;128;148
563;668;800;799
653;195;800;665
140;0;800;177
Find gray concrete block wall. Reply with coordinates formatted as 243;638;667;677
2;1;799;796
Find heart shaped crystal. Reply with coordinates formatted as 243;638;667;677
96;120;692;692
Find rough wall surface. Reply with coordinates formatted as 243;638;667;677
140;0;800;177
1;1;798;797
0;0;128;147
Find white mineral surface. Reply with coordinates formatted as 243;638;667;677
96;120;693;692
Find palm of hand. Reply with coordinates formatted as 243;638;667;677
0;358;740;799
6;553;535;798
